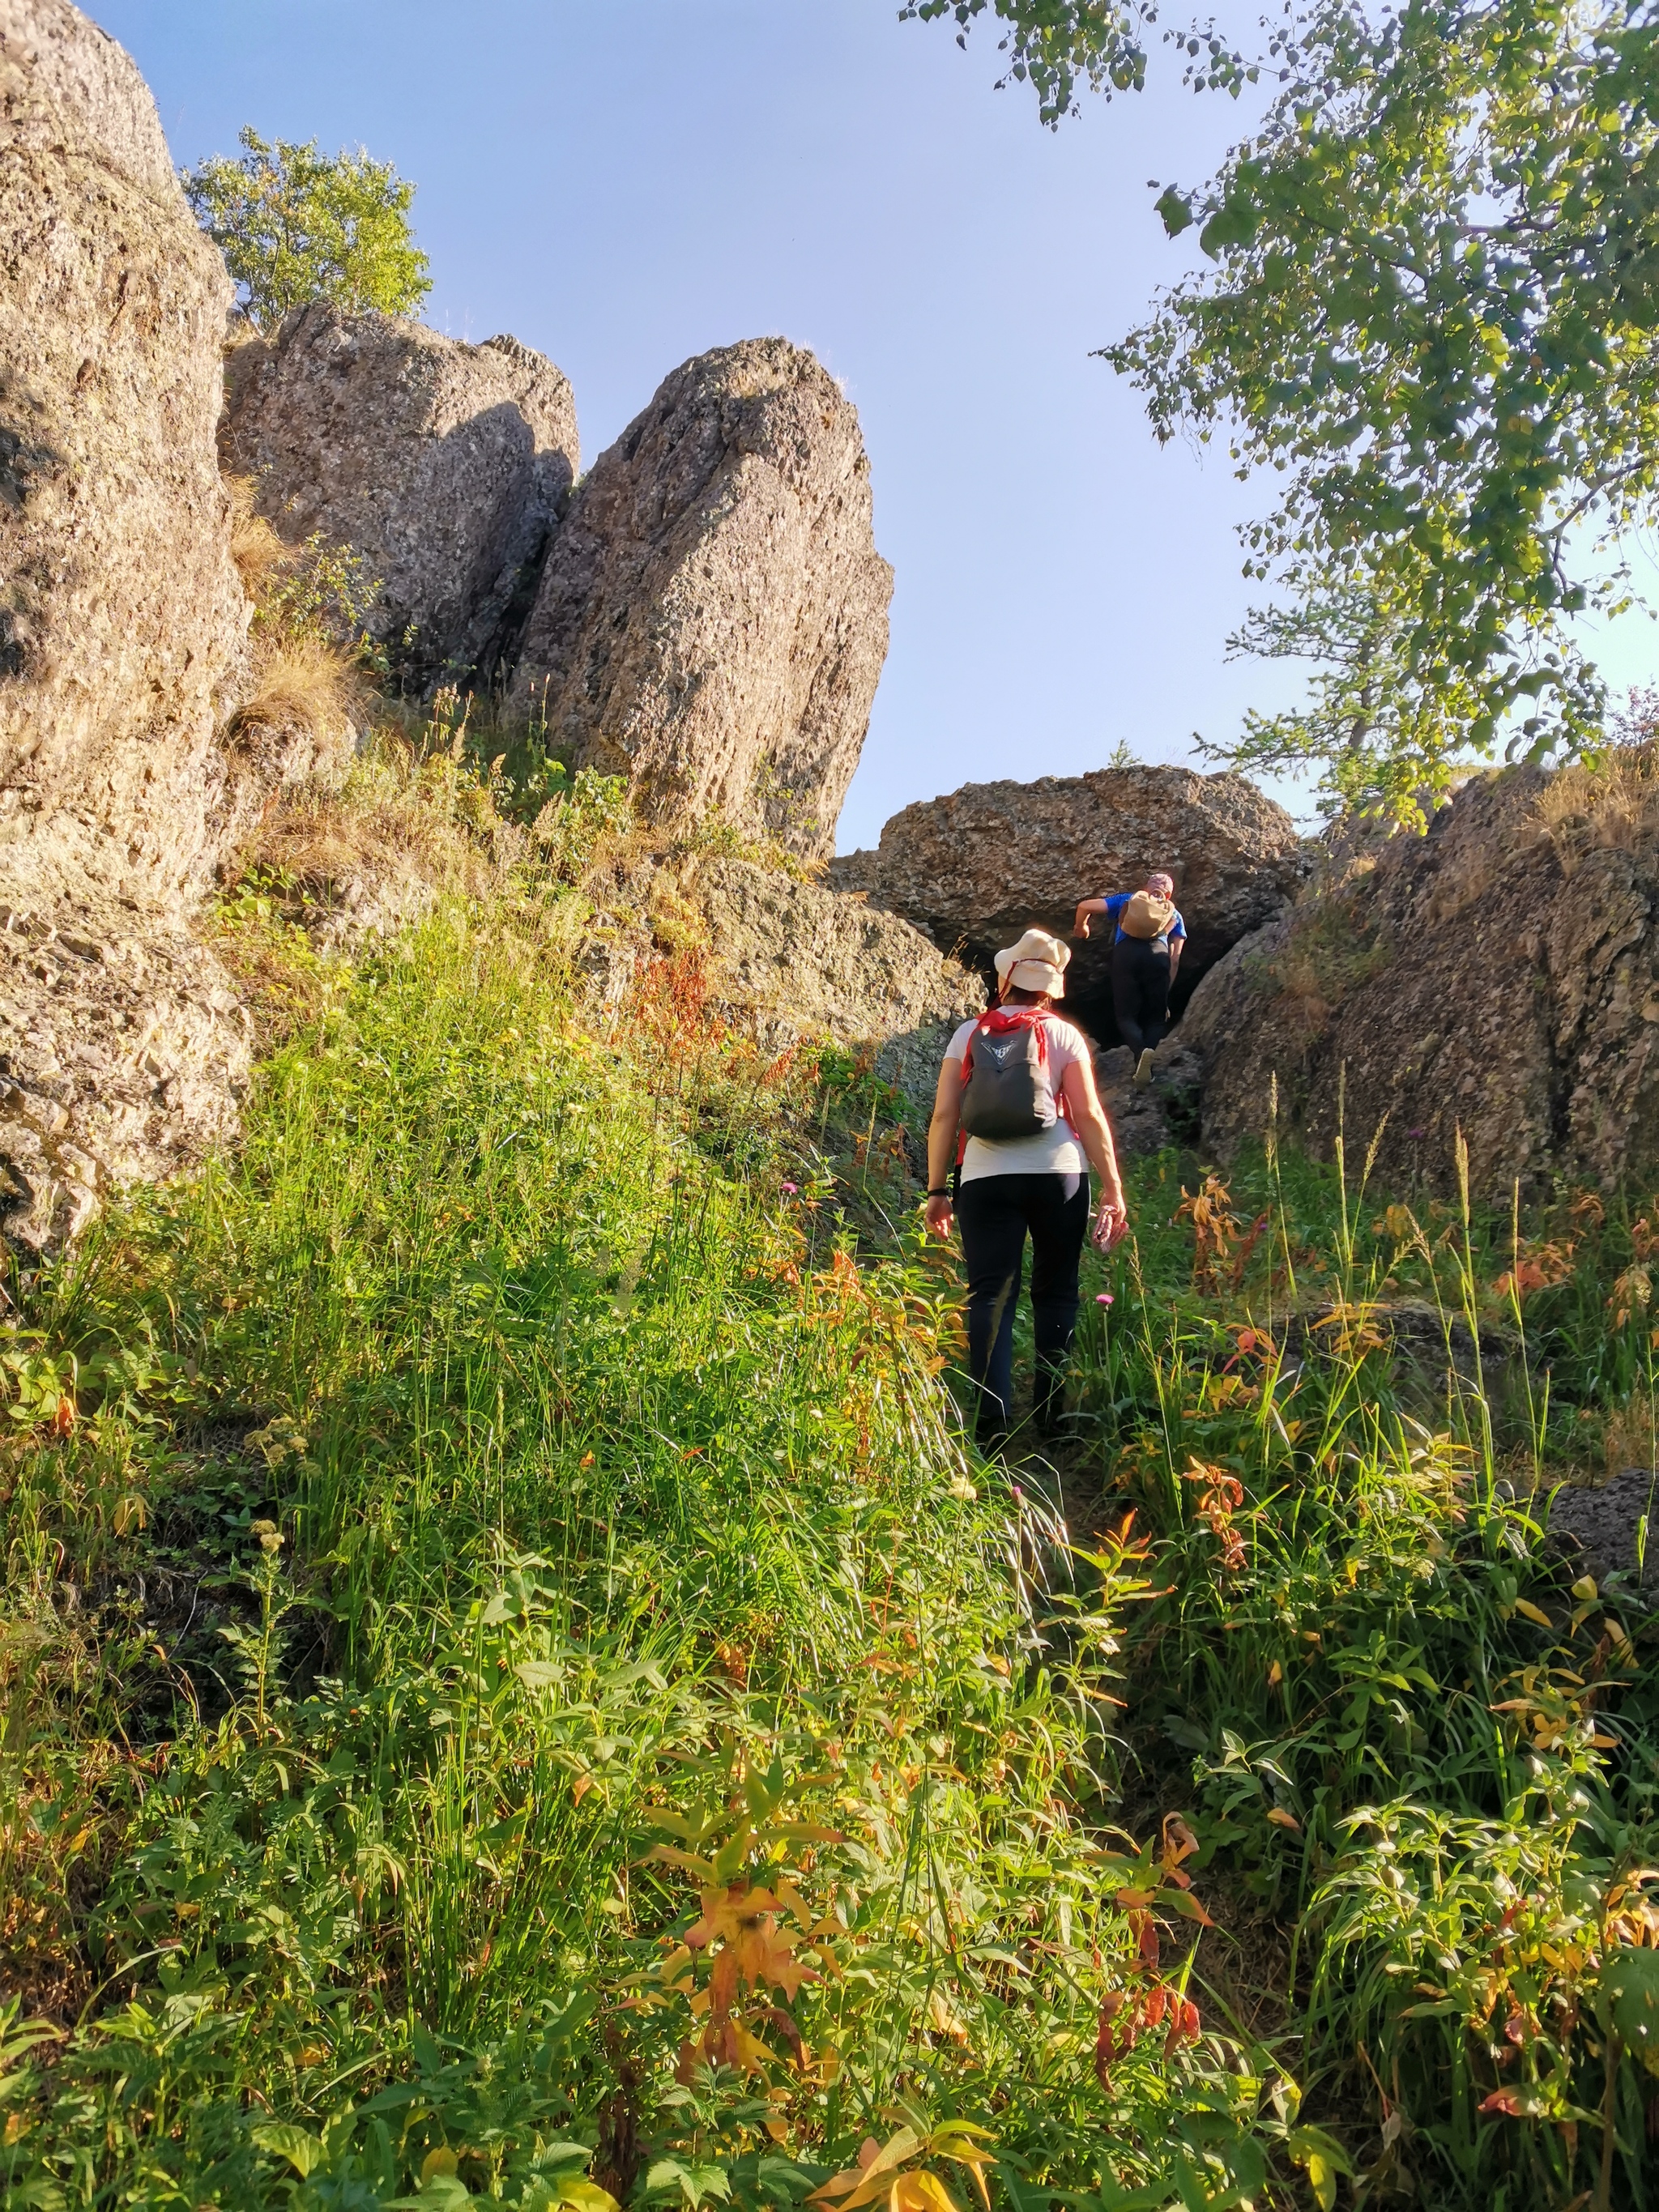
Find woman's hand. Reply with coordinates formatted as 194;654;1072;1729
1092;1191;1128;1251
924;1193;955;1240
1073;906;1092;939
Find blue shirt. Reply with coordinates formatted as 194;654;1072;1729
1102;892;1186;949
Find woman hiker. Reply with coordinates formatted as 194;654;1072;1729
1073;871;1185;1089
923;927;1128;1448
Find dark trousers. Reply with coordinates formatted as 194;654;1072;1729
1111;937;1172;1057
956;1173;1089;1441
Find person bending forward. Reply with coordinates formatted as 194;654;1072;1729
1074;872;1185;1088
923;927;1128;1447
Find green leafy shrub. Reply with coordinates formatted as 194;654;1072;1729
185;128;431;329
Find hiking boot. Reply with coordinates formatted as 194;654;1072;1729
1133;1047;1155;1088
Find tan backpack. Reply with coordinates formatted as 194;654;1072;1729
1120;889;1175;940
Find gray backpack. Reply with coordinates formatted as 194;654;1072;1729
959;1012;1060;1141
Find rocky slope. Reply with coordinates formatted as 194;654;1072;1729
222;305;579;691
830;765;1305;1023
570;850;980;1127
509;339;891;862
1178;761;1659;1196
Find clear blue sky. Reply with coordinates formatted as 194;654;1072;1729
98;0;1659;850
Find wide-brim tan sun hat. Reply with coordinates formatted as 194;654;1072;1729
993;927;1071;999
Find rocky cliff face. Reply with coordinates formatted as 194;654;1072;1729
0;0;247;915
1179;761;1659;1196
0;0;261;1251
509;339;891;862
830;765;1305;1022
222;305;578;691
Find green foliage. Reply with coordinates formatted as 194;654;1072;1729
901;0;1160;122
1105;0;1659;822
4;865;1659;2210
184;126;432;330
1064;1136;1659;2206
258;531;386;655
928;0;1659;821
0;899;1312;2210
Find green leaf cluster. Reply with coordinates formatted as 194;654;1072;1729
1105;0;1659;820
183;126;433;331
898;0;1157;123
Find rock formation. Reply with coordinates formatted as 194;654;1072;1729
0;0;247;914
1550;1467;1657;1589
691;855;980;1110
0;0;261;1251
830;765;1305;1023
569;850;981;1127
509;339;891;862
0;914;249;1249
1178;760;1659;1197
222;305;578;691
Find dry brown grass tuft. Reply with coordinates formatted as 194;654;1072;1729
1601;1396;1657;1477
224;632;366;774
233;727;518;940
1537;739;1659;870
224;473;290;599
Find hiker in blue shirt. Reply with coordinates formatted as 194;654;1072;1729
1073;872;1185;1089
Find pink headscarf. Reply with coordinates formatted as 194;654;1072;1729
1146;872;1175;897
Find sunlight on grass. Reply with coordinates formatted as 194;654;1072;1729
1;878;1655;2211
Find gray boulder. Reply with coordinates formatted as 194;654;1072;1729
1177;761;1659;1198
830;765;1305;1017
691;856;980;1115
1549;1468;1657;1592
508;339;892;862
221;304;578;689
0;0;247;914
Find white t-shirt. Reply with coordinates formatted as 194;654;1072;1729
945;1014;1090;1183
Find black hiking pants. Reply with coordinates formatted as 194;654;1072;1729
1111;936;1171;1058
956;1172;1089;1443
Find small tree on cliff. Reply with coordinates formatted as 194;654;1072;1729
183;126;432;330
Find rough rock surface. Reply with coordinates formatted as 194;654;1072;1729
0;906;250;1250
830;766;1305;1022
1549;1468;1657;1591
1093;1041;1205;1156
0;0;247;914
509;339;892;862
573;858;980;1124
222;305;579;690
1178;765;1659;1197
692;859;980;1111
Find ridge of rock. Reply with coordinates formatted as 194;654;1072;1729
508;338;892;862
221;304;579;691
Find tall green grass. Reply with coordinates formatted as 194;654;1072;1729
1068;1124;1659;2210
1;887;1655;2212
0;902;1336;2212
